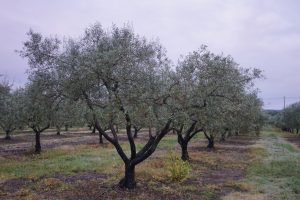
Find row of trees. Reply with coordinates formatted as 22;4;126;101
0;23;263;189
269;102;300;133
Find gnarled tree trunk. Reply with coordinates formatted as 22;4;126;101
204;131;215;149
35;132;41;153
176;121;201;161
94;116;172;189
180;142;189;161
119;163;136;189
207;138;214;148
31;124;50;154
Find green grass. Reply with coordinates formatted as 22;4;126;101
275;142;298;152
0;135;179;181
245;131;300;200
0;145;122;180
158;135;178;149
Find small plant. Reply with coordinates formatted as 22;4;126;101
166;153;190;182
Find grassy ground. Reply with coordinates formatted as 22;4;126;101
1;129;299;199
223;130;300;200
0;132;256;199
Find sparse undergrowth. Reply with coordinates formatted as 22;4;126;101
166;153;190;182
223;130;300;200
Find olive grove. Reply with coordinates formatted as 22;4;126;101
10;23;264;189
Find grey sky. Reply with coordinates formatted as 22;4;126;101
1;0;300;110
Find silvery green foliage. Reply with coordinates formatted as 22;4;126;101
0;88;23;138
231;92;264;133
21;80;53;131
0;75;10;96
18;31;66;132
174;46;262;138
54;23;174;130
282;102;300;131
18;29;60;72
52;99;85;133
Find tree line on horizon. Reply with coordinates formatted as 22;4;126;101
266;103;300;133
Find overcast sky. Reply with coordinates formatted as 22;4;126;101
0;0;300;109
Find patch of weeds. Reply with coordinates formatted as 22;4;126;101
166;153;190;182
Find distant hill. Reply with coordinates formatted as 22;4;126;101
263;109;281;116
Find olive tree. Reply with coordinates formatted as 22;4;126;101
0;88;23;139
173;46;262;159
227;92;263;135
20;76;56;153
282;102;300;133
18;29;66;153
20;23;176;189
52;99;84;135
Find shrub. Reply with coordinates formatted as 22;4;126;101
166;153;190;182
